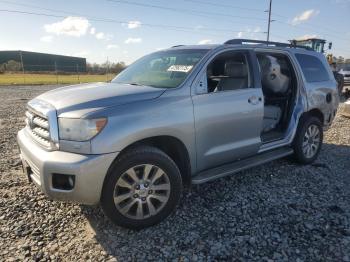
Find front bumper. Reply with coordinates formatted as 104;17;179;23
17;128;118;205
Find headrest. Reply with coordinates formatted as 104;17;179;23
224;61;248;78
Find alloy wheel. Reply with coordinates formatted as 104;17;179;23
113;164;171;220
302;124;321;158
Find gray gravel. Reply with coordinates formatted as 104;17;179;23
1;85;350;261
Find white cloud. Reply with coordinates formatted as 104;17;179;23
253;26;261;33
44;16;90;37
292;9;320;25
333;0;350;3
95;32;113;40
235;27;262;39
127;20;141;29
107;44;119;49
295;34;318;40
124;37;142;44
90;27;96;35
198;39;212;45
40;35;53;43
95;32;105;39
73;50;90;57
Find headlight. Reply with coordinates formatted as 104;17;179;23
58;118;107;141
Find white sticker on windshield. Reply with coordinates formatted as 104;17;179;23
167;65;193;72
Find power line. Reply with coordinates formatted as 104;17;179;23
0;9;257;38
274;20;350;42
0;0;266;35
182;0;265;13
106;0;350;43
106;0;267;21
260;10;345;36
0;0;348;53
179;0;347;41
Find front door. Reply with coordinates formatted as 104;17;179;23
192;50;264;171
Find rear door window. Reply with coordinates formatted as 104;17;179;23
295;54;329;82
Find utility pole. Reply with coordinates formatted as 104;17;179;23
54;61;58;85
106;56;109;82
19;50;25;84
266;0;272;42
76;64;80;83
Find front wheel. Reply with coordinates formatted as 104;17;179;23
101;146;182;229
293;116;323;164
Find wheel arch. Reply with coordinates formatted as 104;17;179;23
300;108;324;125
110;135;192;187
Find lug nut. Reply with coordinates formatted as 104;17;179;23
133;194;138;198
148;190;153;194
141;197;146;201
135;185;140;190
144;183;149;187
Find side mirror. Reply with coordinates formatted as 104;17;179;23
328;42;332;50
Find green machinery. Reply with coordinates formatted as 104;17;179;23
290;38;344;94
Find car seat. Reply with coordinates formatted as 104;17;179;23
215;61;248;91
259;55;291;133
260;55;290;96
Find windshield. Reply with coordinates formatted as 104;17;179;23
112;49;209;88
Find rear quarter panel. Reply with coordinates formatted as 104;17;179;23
291;50;339;127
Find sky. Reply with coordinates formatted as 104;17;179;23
0;0;349;64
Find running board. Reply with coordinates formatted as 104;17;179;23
192;147;294;184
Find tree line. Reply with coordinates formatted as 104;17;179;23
86;62;126;74
0;60;127;74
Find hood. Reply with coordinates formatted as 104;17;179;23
36;82;166;116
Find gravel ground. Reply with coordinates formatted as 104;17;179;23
1;85;350;261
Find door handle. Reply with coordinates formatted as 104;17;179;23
248;96;262;105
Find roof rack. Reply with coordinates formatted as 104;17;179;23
224;39;312;50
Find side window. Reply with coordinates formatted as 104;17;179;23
295;54;330;82
206;52;250;93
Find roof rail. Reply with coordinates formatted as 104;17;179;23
171;45;185;48
224;39;312;50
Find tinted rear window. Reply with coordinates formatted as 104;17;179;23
295;54;329;82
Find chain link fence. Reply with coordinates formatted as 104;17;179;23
0;60;125;85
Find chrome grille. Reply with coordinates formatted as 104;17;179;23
25;110;51;148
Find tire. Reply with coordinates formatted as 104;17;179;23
101;146;182;229
292;116;323;164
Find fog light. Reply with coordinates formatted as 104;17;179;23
52;173;75;190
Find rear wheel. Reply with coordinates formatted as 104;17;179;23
293;116;323;164
101;146;182;229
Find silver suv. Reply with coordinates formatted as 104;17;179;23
17;39;339;229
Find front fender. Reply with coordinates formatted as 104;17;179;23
89;95;197;172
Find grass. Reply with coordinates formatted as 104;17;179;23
0;73;116;85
